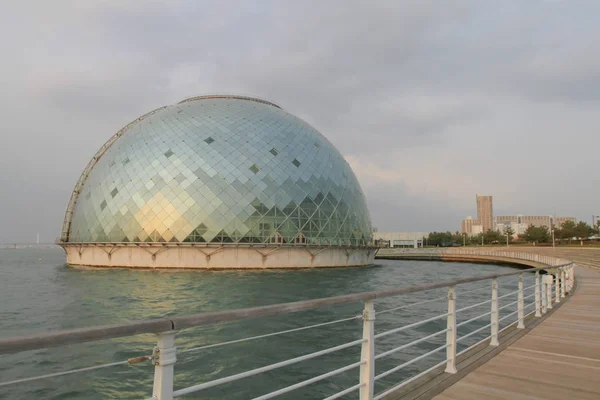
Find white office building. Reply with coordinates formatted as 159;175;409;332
373;232;430;248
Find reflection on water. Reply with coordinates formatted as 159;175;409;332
0;248;530;399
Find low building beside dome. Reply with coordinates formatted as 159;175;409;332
59;95;375;268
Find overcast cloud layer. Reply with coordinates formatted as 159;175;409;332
1;1;599;243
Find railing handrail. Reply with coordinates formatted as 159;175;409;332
0;261;571;355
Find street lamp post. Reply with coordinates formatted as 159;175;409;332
552;229;555;250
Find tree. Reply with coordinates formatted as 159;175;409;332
573;221;593;239
483;229;503;244
553;226;562;243
503;226;515;243
559;220;576;243
452;231;465;245
427;231;454;246
470;233;484;245
522;225;550;243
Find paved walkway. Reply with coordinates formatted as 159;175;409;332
433;266;600;400
491;247;600;270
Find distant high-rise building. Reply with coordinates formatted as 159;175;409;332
476;195;493;232
461;216;481;235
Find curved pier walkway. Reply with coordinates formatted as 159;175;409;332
434;255;600;399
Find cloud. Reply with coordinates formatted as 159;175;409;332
1;1;599;242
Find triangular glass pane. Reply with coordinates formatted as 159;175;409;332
282;201;297;216
314;192;325;204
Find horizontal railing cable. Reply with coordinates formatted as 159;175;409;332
524;292;536;300
323;382;365;400
251;361;364;400
523;307;536;315
498;308;536;335
0;357;149;387
455;299;492;313
456;311;491;328
375;329;449;361
169;339;366;397
374;344;447;381
458;285;490;295
374;312;449;339
498;309;519;323
457;334;492;357
498;321;518;334
497;289;520;300
498;299;519;311
373;359;447;400
456;323;492;343
179;315;360;354
375;295;447;315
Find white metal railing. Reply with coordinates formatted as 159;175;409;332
376;248;571;266
0;253;577;400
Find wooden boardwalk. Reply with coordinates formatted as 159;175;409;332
433;266;600;400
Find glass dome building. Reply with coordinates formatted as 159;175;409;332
59;95;375;268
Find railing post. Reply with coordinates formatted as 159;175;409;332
546;275;553;310
445;286;457;373
490;278;499;346
570;265;575;291
152;331;177;400
561;269;566;298
517;274;524;329
541;274;547;314
555;272;560;304
360;300;375;400
535;270;541;317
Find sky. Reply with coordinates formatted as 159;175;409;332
1;1;599;243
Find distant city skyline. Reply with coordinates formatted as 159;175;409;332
1;2;600;243
461;194;575;237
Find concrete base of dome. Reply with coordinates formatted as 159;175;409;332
59;243;377;269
